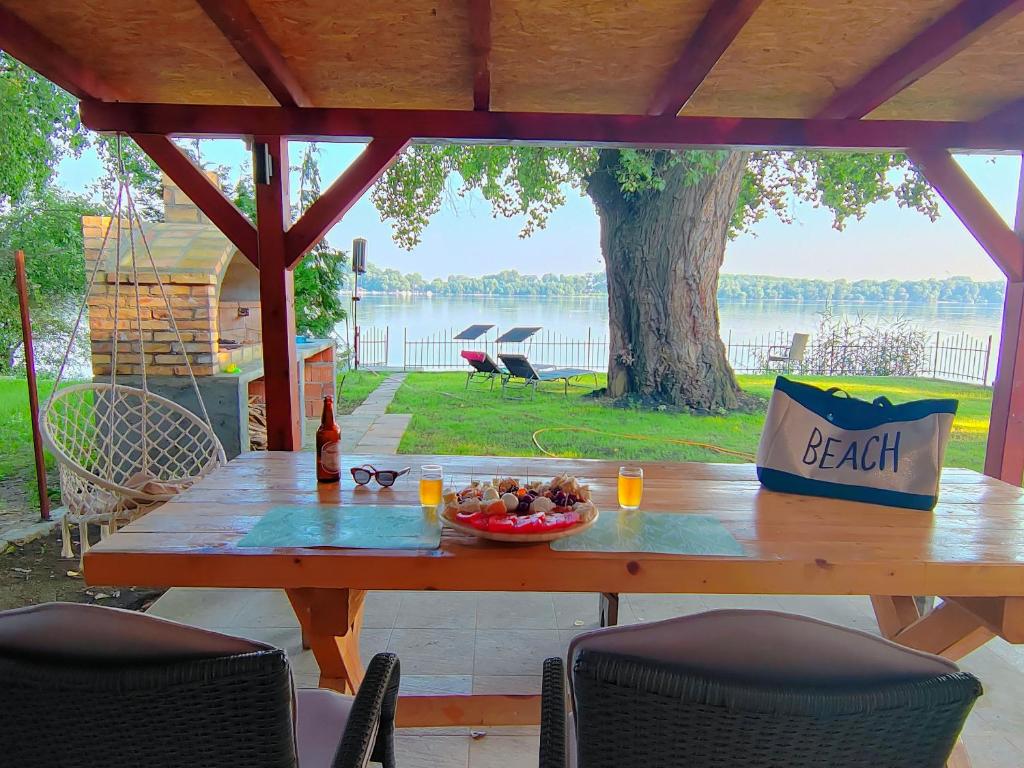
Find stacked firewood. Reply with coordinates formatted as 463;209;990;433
248;396;268;451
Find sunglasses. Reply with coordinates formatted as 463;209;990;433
350;465;411;487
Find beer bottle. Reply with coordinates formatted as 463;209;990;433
316;395;341;483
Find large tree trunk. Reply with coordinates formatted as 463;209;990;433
588;150;747;410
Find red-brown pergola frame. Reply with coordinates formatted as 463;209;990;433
2;0;1023;485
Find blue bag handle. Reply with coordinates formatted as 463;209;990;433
873;396;894;408
825;387;848;397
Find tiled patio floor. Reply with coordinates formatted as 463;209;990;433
149;589;1024;767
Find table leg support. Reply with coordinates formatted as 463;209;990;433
599;592;619;627
287;588;367;695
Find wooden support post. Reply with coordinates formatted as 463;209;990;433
985;157;1024;484
599;592;619;627
255;135;301;451
14;251;51;521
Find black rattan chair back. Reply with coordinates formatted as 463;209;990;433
571;649;982;768
1;647;299;768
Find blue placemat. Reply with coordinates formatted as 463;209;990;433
238;505;441;550
551;511;745;556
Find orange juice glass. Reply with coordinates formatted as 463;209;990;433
419;464;444;506
618;466;644;510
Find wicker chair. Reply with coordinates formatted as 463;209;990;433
540;609;982;768
0;602;400;768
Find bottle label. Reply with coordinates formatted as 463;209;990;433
321;441;341;474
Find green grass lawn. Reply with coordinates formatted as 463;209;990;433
335;369;386;414
0;377;65;512
389;373;992;471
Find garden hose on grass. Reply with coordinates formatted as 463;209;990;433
530;425;757;461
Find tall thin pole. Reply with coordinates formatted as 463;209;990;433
14;251;51;521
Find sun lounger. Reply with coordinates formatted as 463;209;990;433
498;353;598;398
460;350;505;390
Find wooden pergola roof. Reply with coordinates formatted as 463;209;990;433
2;0;1023;150
2;0;1023;481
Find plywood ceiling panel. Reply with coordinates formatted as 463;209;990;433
2;0;276;105
490;0;716;114
869;12;1024;122
681;0;960;118
247;0;475;109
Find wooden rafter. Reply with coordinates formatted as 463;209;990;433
0;5;122;101
980;96;1024;129
908;147;1024;282
468;0;491;111
131;134;259;266
647;0;764;116
286;136;410;268
79;101;1024;152
816;0;1024;119
196;0;312;108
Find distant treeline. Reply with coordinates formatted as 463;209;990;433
358;265;1005;304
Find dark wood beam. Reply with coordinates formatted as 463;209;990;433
80;101;1024;152
985;158;1024;484
286;136;410;268
909;147;1024;282
0;6;122;101
254;136;302;450
648;0;764;116
196;0;312;108
816;0;1024;119
131;134;259;266
980;96;1024;129
469;0;491;111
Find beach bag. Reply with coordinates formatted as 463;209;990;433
756;377;958;510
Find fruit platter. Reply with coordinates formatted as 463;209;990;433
440;474;599;543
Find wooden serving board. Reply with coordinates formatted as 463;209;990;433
439;506;600;543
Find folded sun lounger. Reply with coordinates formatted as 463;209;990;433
497;353;598;398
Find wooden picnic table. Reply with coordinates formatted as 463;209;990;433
85;451;1024;736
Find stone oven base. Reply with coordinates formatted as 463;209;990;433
95;340;336;459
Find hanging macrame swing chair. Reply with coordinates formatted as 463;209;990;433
41;140;226;561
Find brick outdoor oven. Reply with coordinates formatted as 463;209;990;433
83;173;336;458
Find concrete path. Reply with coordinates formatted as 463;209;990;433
339;372;411;454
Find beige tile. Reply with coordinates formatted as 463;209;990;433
394;733;469;768
468;734;538;768
624;594;707;623
360;628;394;664
473;675;542;695
553;593;604;630
389;628;476;675
395;592;479;629
364;591;402;629
474;630;562;676
146;587;251;628
232;589;299;628
400;675;473;695
476;593;556;630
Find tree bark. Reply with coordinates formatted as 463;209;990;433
588;150;747;410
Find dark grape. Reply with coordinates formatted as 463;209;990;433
517;500;531;514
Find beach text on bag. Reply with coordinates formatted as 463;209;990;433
801;427;901;473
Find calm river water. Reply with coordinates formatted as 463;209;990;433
342;294;1004;378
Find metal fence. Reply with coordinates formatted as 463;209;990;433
724;329;993;384
401;327;608;371
356;326;388;368
355;325;995;385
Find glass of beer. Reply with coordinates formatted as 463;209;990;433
419;464;444;506
618;466;644;510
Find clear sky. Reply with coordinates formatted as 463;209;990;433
57;141;1022;282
